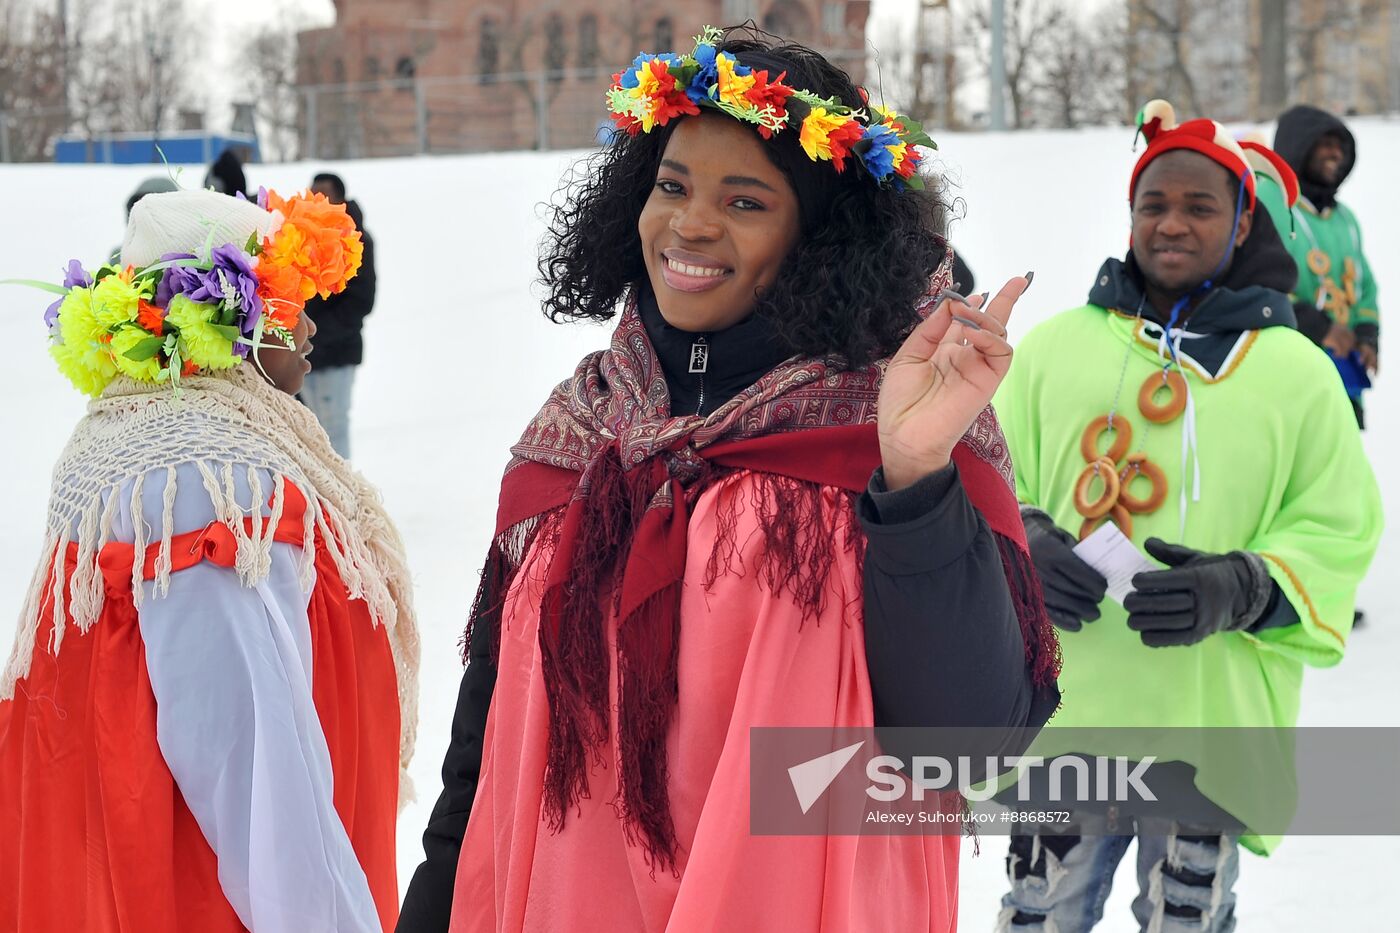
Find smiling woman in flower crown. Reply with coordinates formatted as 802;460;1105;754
398;27;1059;933
0;188;419;932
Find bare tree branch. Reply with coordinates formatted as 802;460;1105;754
1133;0;1203;117
0;0;67;160
243;22;303;161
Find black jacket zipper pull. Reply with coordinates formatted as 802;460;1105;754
689;336;709;416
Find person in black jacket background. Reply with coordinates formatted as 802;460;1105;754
204;149;249;198
300;172;377;458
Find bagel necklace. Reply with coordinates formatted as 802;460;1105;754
1073;297;1186;540
1074;177;1246;541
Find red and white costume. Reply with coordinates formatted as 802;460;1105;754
0;371;418;932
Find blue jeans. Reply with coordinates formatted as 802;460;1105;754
999;815;1239;932
300;364;356;459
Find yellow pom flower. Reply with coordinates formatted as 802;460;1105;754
51;341;117;396
92;275;143;329
799;107;845;162
716;54;756;109
798;108;863;170
888;140;909;171
109;326;163;382
167;296;241;371
51;288;118;396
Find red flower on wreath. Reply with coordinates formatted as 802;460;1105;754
744;69;796;139
896;146;922;180
827;119;866;172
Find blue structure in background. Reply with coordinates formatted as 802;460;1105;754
54;132;259;165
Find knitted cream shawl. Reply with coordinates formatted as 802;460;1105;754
3;368;420;799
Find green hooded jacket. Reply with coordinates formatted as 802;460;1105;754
1265;106;1379;344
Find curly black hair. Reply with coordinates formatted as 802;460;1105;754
538;27;950;368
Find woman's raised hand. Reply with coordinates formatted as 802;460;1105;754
877;275;1031;491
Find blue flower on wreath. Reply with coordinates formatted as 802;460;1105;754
621;52;681;89
859;124;900;182
688;43;718;103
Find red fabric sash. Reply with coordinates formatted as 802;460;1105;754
495;424;1025;547
479;421;1052;870
97;483;310;585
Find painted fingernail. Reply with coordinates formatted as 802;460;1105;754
1024;270;1035;288
939;287;972;306
952;315;984;331
977;291;990;305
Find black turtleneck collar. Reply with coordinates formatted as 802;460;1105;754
638;287;795;417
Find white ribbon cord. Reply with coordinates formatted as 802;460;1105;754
1179;380;1201;539
1156;326;1203;540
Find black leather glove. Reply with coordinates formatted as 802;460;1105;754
1125;538;1273;647
1022;507;1107;632
1355;322;1380;371
1355;321;1379;353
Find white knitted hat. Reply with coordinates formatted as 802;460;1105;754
120;189;281;267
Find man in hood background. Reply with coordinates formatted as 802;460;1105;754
300;172;377;459
992;101;1381;932
1263;105;1378;427
204;148;249;199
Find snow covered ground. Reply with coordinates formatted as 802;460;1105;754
2;120;1396;930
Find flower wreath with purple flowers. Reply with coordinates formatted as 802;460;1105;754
8;187;362;397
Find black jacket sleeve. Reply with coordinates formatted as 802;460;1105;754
950;250;975;294
1292;299;1333;346
859;464;1059;769
397;631;497;933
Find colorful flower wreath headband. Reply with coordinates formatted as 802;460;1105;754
606;27;936;190
27;187;361;397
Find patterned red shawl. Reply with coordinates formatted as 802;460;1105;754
466;280;1058;870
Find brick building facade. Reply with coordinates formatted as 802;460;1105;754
299;1;871;157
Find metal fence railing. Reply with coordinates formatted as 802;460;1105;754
301;69;612;159
298;54;867;160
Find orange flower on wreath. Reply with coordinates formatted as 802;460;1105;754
255;261;308;331
261;189;363;300
136;298;165;334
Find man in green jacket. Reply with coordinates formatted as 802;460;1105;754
1262;105;1378;427
992;101;1382;932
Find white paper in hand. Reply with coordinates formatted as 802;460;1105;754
1071;523;1158;605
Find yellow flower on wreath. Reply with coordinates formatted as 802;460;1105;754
51;287;117;396
799;107;847;162
167;296;240;371
716;54;756;109
109;326;163;382
92;274;144;329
